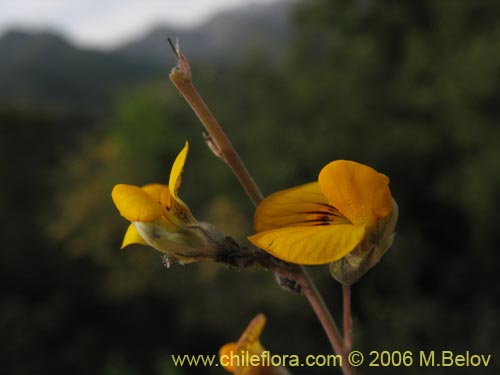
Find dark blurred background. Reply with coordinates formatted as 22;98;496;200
1;0;499;374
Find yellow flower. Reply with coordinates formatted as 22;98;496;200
248;160;397;275
219;314;289;375
111;142;220;264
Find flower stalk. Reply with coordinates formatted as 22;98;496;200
343;285;353;352
297;270;354;375
168;42;356;375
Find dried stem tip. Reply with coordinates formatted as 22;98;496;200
168;41;263;207
169;40;191;82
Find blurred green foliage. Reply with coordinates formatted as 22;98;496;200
1;0;500;374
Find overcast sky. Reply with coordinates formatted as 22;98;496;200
0;0;282;48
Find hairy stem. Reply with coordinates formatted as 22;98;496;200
169;45;355;375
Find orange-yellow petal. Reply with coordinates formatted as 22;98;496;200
169;141;189;201
220;314;289;375
248;224;366;265
142;183;171;209
167;142;196;224
121;223;147;249
111;184;164;222
219;314;267;373
318;160;392;229
237;313;266;349
219;342;238;373
254;182;350;233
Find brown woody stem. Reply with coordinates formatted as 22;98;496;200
168;45;355;375
169;50;263;207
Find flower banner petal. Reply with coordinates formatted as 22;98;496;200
248;224;366;265
121;223;147;249
112;184;164;222
254;182;349;233
167;142;196;224
318;160;392;229
169;141;189;201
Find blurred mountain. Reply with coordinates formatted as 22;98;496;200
0;1;295;107
0;30;155;108
114;0;295;64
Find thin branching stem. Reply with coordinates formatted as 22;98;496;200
343;285;353;352
169;45;355;375
298;270;354;375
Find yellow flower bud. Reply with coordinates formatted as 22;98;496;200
219;314;291;375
